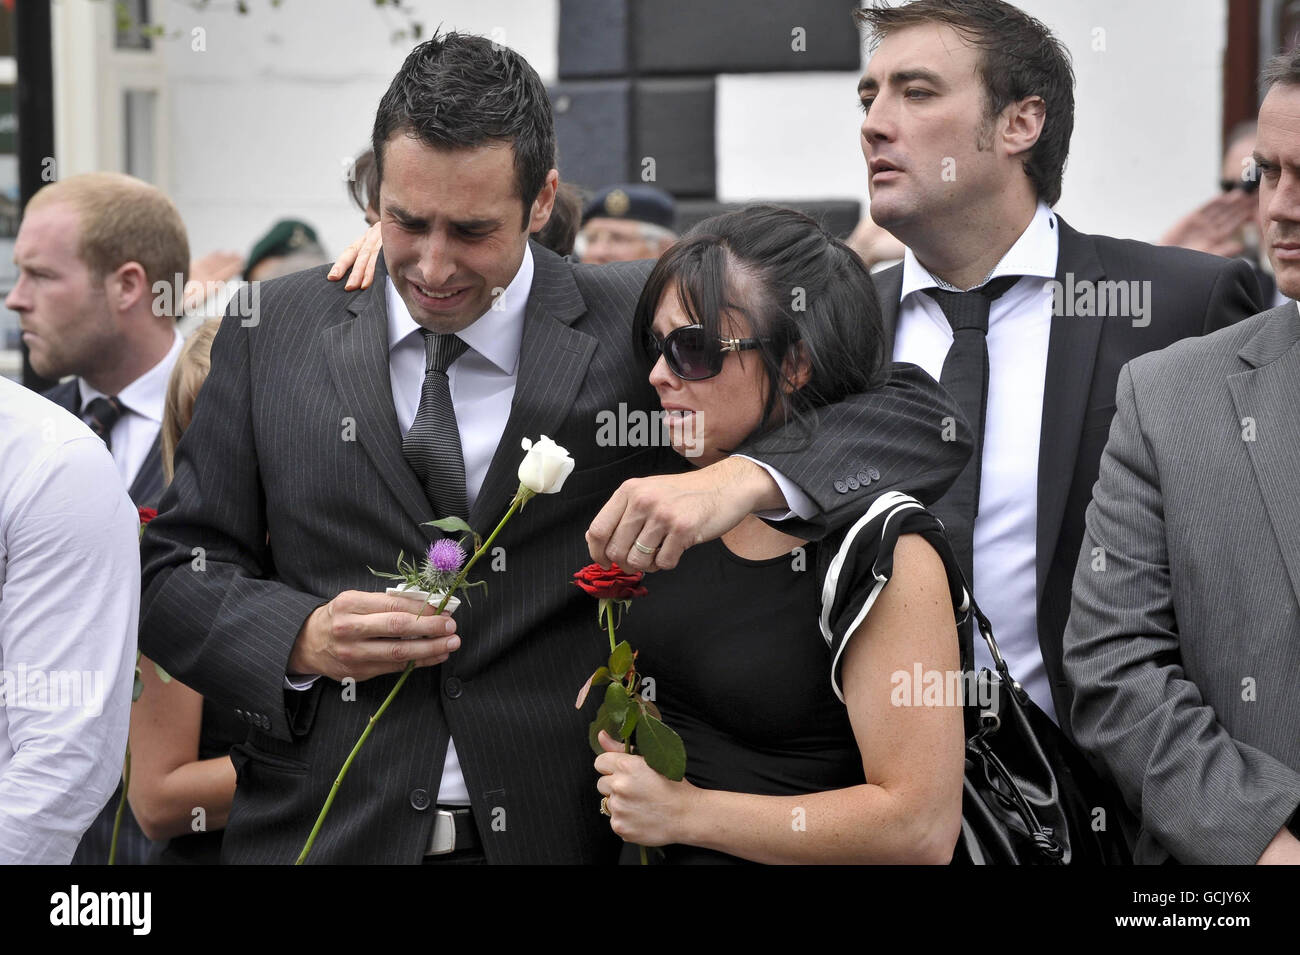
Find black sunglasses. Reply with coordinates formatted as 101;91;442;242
643;324;765;381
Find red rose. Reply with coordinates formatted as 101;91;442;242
572;562;648;600
137;507;159;525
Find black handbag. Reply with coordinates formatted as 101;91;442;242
951;593;1132;864
817;492;1131;865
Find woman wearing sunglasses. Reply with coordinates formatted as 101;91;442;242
325;204;966;864
589;205;965;864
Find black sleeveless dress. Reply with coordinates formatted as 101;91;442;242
615;536;862;864
612;496;964;865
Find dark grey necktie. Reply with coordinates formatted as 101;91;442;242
924;274;1019;593
403;331;470;519
82;395;126;451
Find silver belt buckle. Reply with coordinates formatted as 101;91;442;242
426;809;458;856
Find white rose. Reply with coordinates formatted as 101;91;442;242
518;435;575;494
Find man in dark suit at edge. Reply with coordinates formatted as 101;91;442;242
139;32;971;864
855;0;1262;734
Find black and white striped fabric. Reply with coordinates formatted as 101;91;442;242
818;490;968;703
403;330;469;519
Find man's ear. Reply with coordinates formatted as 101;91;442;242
781;341;812;394
1003;95;1046;159
528;168;560;234
108;261;152;315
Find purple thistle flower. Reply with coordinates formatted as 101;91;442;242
427;538;466;574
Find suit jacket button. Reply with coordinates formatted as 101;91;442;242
259;714;271;730
444;677;462;699
868;467;880;482
833;479;848;494
410;788;431;811
846;476;860;490
857;469;871;485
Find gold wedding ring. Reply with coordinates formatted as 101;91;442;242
600;796;611;817
632;539;657;555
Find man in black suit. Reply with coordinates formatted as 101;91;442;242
855;0;1262;733
6;171;190;865
139;32;970;863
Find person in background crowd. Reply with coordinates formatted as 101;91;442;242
244;218;331;282
129;319;245;864
855;0;1262;740
1063;47;1300;866
534;180;582;257
0;376;139;863
1160;121;1288;305
5;170;191;864
576;184;677;264
348;148;382;226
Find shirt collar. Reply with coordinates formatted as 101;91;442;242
900;201;1059;300
79;328;183;423
386;243;533;376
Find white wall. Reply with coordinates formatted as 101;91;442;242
155;0;558;258
717;0;1229;243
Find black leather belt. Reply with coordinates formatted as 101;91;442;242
425;806;479;856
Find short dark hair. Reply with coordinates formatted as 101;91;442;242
1261;47;1300;94
633;205;888;448
856;0;1076;206
372;31;557;228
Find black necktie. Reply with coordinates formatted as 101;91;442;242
403;330;470;519
924;274;1020;596
82;395;126;452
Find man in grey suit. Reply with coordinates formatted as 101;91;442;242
1063;49;1300;865
139;32;969;863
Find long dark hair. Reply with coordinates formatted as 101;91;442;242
633;205;888;445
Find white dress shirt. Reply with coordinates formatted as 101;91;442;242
78;329;184;491
892;202;1059;718
384;247;534;805
0;377;139;863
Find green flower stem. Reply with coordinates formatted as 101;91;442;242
605;601;617;653
109;746;130;865
296;486;532;865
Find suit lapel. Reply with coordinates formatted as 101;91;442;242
875;262;903;357
322;254;435;532
129;432;165;507
1035;216;1106;604
1227;304;1300;607
470;243;596;530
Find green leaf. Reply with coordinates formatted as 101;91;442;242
602;681;630;728
587;706;620;756
132;674;144;703
424;516;476;538
154;663;171;684
635;713;687;781
643;698;662;721
608;641;633;679
574;666;611;710
619;703;639;739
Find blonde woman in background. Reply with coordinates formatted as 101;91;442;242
130;319;244;864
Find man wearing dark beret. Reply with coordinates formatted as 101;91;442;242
577;184;677;264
